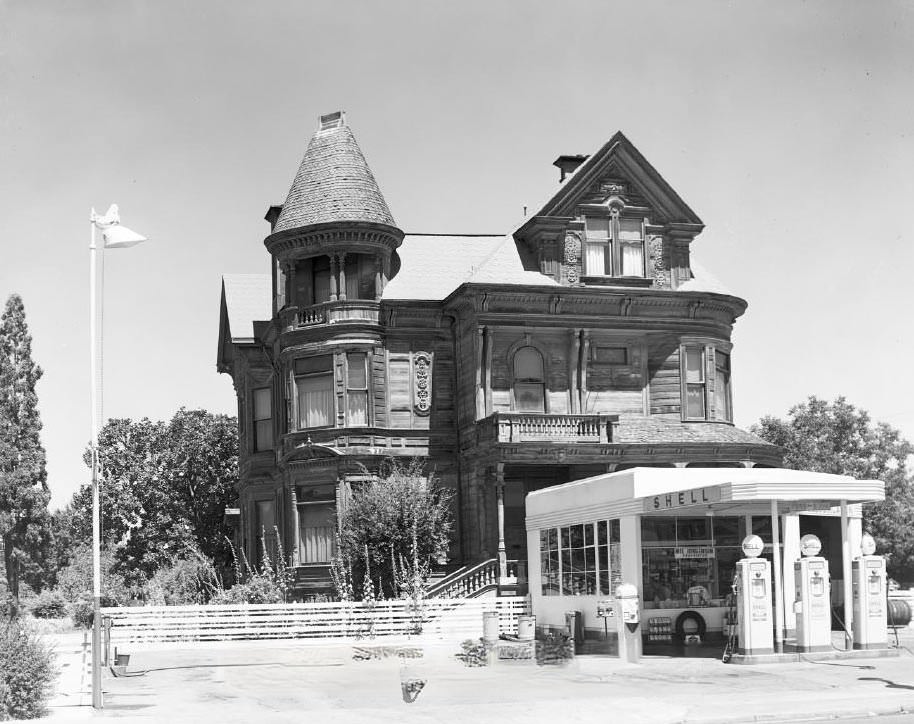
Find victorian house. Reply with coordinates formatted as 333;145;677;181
216;111;781;598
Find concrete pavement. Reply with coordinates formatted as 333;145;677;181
29;628;914;723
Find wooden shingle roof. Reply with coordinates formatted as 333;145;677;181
273;115;396;233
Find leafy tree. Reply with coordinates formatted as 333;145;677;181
0;295;52;618
59;409;238;584
335;458;453;600
752;396;914;581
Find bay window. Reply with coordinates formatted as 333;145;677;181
296;356;334;428
252;387;273;452
682;346;707;419
681;343;733;422
346;352;368;425
714;350;732;422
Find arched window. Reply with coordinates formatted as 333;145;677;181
513;346;545;413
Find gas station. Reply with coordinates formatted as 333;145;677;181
525;467;889;662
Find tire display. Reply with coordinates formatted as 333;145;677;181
674;610;707;640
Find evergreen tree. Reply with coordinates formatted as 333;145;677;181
0;295;51;618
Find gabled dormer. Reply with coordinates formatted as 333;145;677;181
514;131;703;290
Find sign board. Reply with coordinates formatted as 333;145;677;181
644;486;721;512
674;546;716;560
596;600;616;618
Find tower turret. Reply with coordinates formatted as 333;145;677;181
265;111;403;314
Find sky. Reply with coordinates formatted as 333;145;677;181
1;0;913;510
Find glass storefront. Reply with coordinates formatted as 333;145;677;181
540;520;621;596
641;515;742;608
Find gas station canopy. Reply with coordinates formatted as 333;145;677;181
526;467;885;530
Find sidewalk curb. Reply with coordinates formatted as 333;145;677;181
681;702;914;724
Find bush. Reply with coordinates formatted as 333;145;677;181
0;621;57;720
70;594;120;630
145;554;219;605
30;591;67;619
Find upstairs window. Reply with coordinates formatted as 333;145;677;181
714;351;733;422
252;387;273;451
681;344;734;422
682;346;706;419
584;214;645;278
312;256;332;305
296;356;334;428
513;346;545;413
346;352;369;426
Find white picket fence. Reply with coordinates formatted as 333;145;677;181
101;597;531;648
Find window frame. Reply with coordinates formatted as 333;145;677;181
540;519;621;597
294;355;335;430
345;351;370;427
252;386;273;452
511;345;546;413
714;350;733;422
680;341;733;422
582;211;646;280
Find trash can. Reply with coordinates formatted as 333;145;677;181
517;615;535;641
565;610;584;645
483;610;500;644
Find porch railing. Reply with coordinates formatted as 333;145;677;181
278;299;380;331
477;412;616;444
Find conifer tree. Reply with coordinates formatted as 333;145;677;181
0;294;51;618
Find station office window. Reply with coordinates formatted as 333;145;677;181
296;356;334;428
252;387;273;451
540;519;620;596
640;515;742;604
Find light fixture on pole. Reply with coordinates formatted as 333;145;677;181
89;204;146;709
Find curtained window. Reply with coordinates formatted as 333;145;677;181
295;356;334;428
346;352;368;426
683;346;706;419
583;214;645;278
298;502;336;564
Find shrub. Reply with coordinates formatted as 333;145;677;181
456;638;490;667
55;543;134;606
535;631;574;665
30;591;67;619
144;552;220;605
70;594;120;630
0;621;57;720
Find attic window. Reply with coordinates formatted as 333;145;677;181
583;213;646;279
319;111;345;131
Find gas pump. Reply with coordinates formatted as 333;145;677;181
852;533;888;650
794;534;831;653
614;583;642;663
734;534;774;656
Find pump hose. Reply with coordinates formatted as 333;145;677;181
721;572;739;663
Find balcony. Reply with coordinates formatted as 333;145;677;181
279;300;380;331
476;412;617;445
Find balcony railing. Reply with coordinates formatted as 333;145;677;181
477;412;616;444
279;300;380;331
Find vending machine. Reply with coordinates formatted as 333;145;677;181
794;534;831;653
852;533;888;650
735;534;774;655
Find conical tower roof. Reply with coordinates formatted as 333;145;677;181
272;112;396;234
